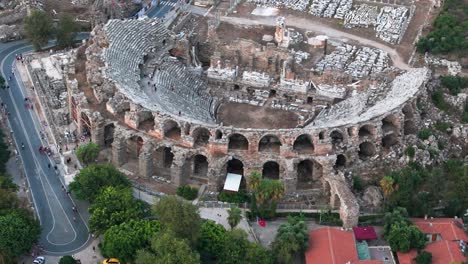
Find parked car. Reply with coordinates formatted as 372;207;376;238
32;256;45;264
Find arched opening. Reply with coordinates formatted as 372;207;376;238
297;159;322;190
358;142;376;160
262;161;280;180
163;120;181;140
358;124;374;138
402;104;414;119
404;120;417;135
126;136;144;159
233;84;240;91
335;154;346;168
307;97;313;104
104;123;115;147
347;127;353;137
192;127;211;147
154;147;174;180
319;131;325;140
330;130;344;146
138;111;155;132
333;194;341;209
193;155;208;177
382;134;398;148
81;112;91;137
215;130;223;140
228;134;249;150
227;158;244;175
258;135;282;153
293;134;314;154
382;115;399;134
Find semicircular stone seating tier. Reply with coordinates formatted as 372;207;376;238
151;57;218;123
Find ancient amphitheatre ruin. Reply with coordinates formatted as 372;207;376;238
25;0;435;227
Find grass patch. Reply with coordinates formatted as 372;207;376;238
417;129;433;140
405;146;416;158
434;122;452;132
432;90;449;111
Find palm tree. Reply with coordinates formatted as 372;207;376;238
227;207;242;229
380;175;395;198
248;171;262;192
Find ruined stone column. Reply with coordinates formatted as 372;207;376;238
112;136;126;166
171;153;186;186
139;144;154;178
91;113;105;147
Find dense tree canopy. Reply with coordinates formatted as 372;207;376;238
218;229;272;264
135;231;200;264
198;221;227;261
227;207;242;230
0;210;40;258
248;171;284;218
69;164;130;202
24;10;53;50
59;255;77;264
272;215;309;264
75;142;99;166
56;13;78;48
386;221;427;252
416;0;468;55
101;219;161;263
383;207;411;237
152;196;201;246
89;186;144;234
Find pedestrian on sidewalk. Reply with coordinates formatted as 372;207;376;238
48;163;51;169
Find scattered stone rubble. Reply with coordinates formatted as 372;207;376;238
424;54;462;76
315;44;389;78
309;0;353;19
246;0;309;11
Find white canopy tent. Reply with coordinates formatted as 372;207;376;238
223;173;242;192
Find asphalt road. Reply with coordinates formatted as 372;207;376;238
0;37;90;255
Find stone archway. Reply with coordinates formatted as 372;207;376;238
382;134;398;148
330;130;344;147
221;158;246;191
335;154;346;169
154;146;174;180
138;111;155;132
293;134;314;154
163;120;181;140
258;135;282;153
382;114;399;134
358;124;374;138
81;112;91;137
296;159;322;190
262;161;280;180
126;136;144;159
358;142;376;160
228;134;249;150
192;127;211;147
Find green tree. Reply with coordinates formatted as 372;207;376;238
0;189;19;211
248;171;262;191
387;221;426;252
383;207;410;237
152;195;201;246
59;255;77;264
248;171;284;218
227;207;242;229
75;142;100;166
135;231;200;264
0;211;40;258
69;164;130;202
272;215;309;264
219;229;272;264
414;251;432;264
0;130;11;173
197;221;227;261
380;175;396;199
89;186;144;234
24;10;53;50
56;13;77;48
101;219;161;263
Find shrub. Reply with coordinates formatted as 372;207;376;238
405;146;415;158
434;121;451;132
431;90;449;111
218;190;249;204
59;255;77;264
352;176;364;192
414;251;432;264
441;76;468;95
428;148;439;159
417;129;432;140
176;185;199;200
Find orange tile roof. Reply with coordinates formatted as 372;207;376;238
306;227;359;264
411;218;468;241
397;241;467;264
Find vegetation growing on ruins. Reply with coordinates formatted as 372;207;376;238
440;76;468;95
176;185;199;200
24;10;53;51
75;142;100;166
416;0;468;55
383;161;468;217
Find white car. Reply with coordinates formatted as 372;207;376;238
33;256;45;264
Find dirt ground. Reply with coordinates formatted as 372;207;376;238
217;102;300;129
